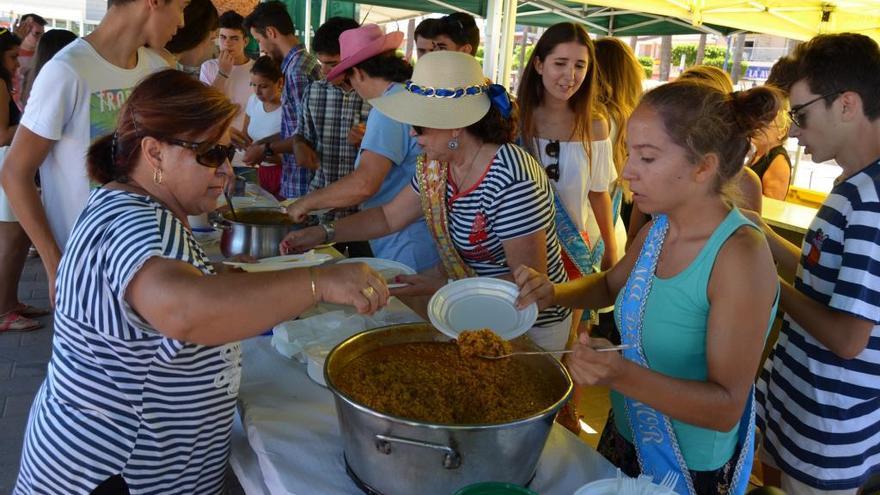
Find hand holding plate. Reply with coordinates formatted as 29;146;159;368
513;265;555;311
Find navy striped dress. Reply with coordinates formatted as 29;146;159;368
15;189;241;494
756;159;880;490
412;143;570;326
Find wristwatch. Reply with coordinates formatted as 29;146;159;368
320;221;336;243
263;142;274;157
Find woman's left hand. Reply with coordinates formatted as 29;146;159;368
565;333;626;387
513;265;555;310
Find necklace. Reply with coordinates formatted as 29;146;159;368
451;143;485;189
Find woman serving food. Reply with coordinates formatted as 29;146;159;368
515;80;782;494
14;70;388;494
282;51;572;350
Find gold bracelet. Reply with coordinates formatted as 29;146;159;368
308;267;319;305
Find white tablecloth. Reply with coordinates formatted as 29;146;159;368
230;336;617;495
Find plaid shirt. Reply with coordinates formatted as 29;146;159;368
280;47;321;199
297;80;371;220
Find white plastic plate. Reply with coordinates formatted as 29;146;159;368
427;278;537;340
573;477;674;495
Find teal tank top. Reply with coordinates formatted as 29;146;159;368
610;207;777;471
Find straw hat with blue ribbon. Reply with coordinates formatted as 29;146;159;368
369;51;512;130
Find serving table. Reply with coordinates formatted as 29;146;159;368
761;197;817;236
211;181;617;493
229;334;618;495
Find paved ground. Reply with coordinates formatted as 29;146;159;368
0;257;244;494
0;257;52;494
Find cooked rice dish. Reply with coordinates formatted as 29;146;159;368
456;329;512;358
334;330;557;424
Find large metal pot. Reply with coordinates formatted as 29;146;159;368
325;323;573;495
214;207;303;258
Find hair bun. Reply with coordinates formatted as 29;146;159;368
728;86;782;137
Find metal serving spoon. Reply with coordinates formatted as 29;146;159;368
478;344;632;360
224;189;238;222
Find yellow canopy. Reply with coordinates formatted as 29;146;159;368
570;0;880;42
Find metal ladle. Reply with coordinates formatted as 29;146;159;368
224;189;238;221
478;344;632;360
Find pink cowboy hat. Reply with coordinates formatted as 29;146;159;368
325;24;404;82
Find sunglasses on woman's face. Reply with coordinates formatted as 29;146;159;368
166;138;236;168
412;125;424;136
544;140;560;182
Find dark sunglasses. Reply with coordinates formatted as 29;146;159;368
166;138;236;168
788;90;843;129
412;125;424;135
544;140;560;182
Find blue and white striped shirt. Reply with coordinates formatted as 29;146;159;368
411;143;570;326
15;189;241;494
757;159;880;490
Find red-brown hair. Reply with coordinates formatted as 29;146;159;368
88;69;238;184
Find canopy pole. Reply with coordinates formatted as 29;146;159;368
304;0;312;51
484;0;504;80
319;0;328;26
499;0;519;88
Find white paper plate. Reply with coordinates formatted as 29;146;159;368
224;252;333;272
427;278;537;340
573;479;618;495
573;478;673;495
259;252;333;265
336;257;416;289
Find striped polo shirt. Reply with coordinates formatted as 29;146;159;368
15;189;241;494
756;158;880;490
411;143;570;326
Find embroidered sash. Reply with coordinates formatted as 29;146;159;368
416;155;476;280
583;184;624;272
616;214;755;495
554;194;601;278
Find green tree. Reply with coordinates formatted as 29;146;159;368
638;56;653;78
670;43;748;78
511;44;534;71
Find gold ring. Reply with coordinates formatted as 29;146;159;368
361;286;376;298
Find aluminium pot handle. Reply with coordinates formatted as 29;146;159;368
212;220;231;230
374;434;461;469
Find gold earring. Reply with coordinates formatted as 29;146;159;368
153;168;164;185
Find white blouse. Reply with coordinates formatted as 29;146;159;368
535;137;617;248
